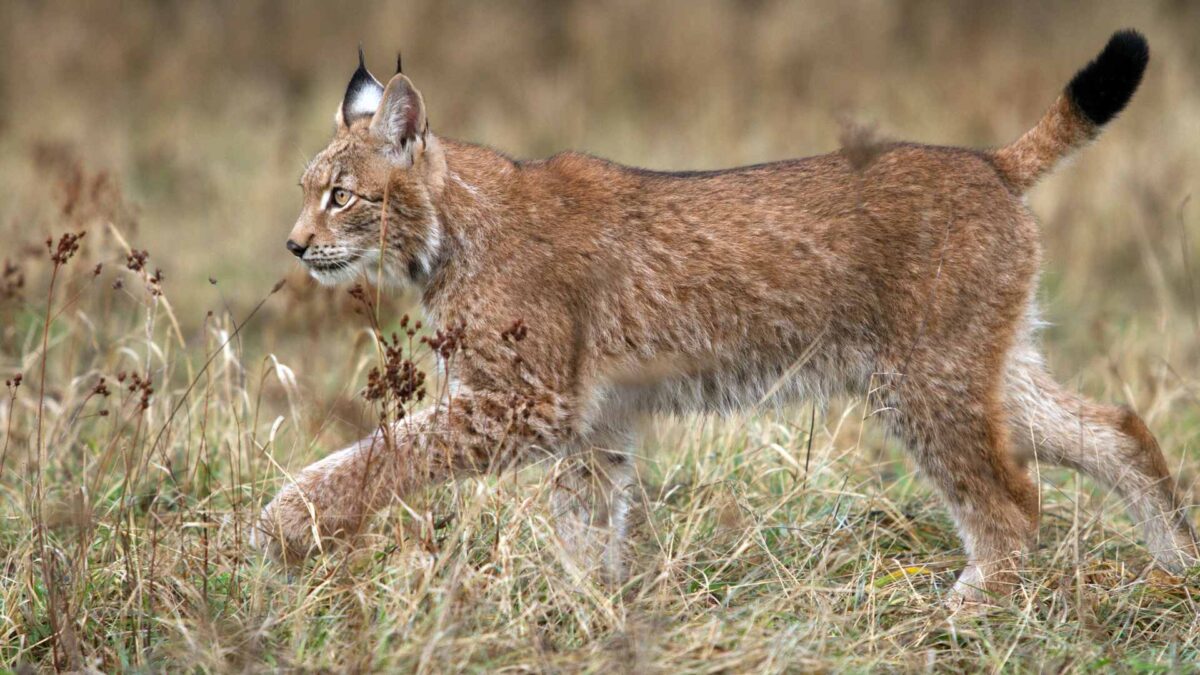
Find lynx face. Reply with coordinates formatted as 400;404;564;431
287;51;443;286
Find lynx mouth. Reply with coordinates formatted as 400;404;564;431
306;258;356;272
304;254;363;285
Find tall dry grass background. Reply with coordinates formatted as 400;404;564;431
2;1;1200;671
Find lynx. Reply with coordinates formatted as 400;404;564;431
255;31;1198;602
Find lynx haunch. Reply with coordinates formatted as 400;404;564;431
256;31;1197;602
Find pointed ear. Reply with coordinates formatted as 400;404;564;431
336;47;384;128
369;73;427;158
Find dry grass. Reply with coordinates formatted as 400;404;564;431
2;1;1200;671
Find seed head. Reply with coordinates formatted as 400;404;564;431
421;321;468;360
1;259;23;301
363;331;428;419
125;249;149;272
500;318;528;343
47;231;86;265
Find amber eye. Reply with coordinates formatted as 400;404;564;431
330;188;352;208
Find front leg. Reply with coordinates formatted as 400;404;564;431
251;428;407;563
551;449;636;583
253;390;571;562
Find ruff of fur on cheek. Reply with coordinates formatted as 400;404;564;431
374;189;440;285
416;211;442;279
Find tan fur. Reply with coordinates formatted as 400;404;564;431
992;95;1098;193
258;52;1197;603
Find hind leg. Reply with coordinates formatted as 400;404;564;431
1005;348;1199;571
883;370;1040;603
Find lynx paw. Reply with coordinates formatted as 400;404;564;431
250;482;325;564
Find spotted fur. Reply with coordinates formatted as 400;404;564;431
261;33;1196;603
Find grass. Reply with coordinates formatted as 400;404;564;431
3;1;1200;672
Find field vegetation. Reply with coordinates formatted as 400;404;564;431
2;1;1200;671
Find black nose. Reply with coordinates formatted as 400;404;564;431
286;239;307;258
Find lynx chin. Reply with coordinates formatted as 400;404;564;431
256;31;1197;604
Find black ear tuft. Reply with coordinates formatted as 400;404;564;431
341;47;384;124
396;51;403;74
1066;29;1150;126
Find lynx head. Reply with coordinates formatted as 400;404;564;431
287;49;445;286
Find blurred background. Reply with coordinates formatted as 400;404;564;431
2;0;1199;441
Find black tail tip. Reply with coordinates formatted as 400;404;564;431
1067;29;1150;126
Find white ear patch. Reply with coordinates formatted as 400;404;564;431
345;82;383;118
339;49;385;125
